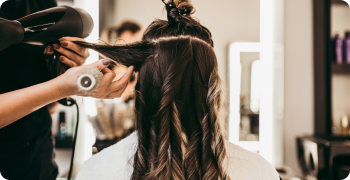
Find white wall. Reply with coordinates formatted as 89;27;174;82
331;4;350;38
114;0;260;85
284;0;314;175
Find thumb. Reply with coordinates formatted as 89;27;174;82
90;58;112;70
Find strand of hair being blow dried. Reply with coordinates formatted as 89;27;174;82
73;41;154;68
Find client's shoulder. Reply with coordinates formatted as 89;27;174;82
224;140;261;161
224;140;280;180
92;131;138;162
75;132;138;180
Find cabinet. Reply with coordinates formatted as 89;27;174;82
301;0;350;179
313;0;350;138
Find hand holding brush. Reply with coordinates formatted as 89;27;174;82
56;58;135;99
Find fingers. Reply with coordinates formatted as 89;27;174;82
59;40;89;58
59;56;78;67
52;36;90;67
103;66;135;98
94;67;116;94
104;88;127;99
53;44;85;67
59;36;85;42
82;60;115;97
90;59;112;70
103;80;129;99
118;66;135;84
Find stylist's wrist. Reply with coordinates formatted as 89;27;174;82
54;74;77;97
54;65;84;97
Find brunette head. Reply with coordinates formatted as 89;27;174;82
75;0;228;179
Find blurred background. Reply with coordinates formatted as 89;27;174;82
2;0;350;180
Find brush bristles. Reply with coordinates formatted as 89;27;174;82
78;67;104;93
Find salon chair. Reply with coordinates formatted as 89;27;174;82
333;155;350;180
297;135;350;180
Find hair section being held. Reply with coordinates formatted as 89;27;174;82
73;41;155;69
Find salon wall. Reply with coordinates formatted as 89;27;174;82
113;0;261;85
284;0;314;175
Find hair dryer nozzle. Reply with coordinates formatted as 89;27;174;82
0;18;24;51
0;6;94;51
17;6;94;46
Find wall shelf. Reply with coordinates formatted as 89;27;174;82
331;64;350;74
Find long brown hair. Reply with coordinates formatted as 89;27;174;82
75;0;229;179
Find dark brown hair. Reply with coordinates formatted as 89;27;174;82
75;1;229;179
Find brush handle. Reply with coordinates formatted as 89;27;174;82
77;67;103;93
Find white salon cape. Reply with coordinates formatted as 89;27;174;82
76;132;280;180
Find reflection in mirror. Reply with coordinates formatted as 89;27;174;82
250;60;261;114
229;42;260;152
239;53;260;142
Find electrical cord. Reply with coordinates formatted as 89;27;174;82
67;99;79;180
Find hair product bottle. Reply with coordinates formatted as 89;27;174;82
334;34;343;64
59;111;67;137
343;32;350;64
341;115;349;136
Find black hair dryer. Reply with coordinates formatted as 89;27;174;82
0;6;94;51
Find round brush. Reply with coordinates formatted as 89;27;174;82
77;67;103;93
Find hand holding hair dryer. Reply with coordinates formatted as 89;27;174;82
0;6;104;92
0;6;93;51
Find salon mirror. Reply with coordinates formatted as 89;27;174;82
228;40;284;165
228;42;261;152
239;53;260;142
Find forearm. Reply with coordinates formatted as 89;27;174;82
0;78;70;128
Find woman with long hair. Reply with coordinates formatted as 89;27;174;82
76;0;280;179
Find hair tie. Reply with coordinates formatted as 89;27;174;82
162;0;182;20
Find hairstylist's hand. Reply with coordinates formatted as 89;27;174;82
56;58;135;99
51;36;90;67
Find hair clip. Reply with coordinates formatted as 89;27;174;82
162;0;182;20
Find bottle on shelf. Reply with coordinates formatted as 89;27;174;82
343;31;350;64
334;34;343;64
59;111;67;137
340;115;349;136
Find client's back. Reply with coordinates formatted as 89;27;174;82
76;0;280;179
